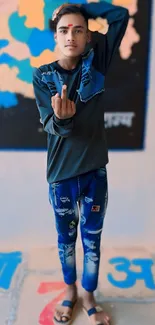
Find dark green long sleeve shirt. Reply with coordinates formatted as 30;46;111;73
33;1;129;183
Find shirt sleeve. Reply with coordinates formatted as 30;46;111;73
81;1;129;75
32;67;74;137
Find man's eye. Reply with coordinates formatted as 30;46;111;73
60;30;67;34
76;30;82;33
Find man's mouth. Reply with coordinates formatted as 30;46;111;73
65;45;77;48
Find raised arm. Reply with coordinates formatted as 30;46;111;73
81;1;129;74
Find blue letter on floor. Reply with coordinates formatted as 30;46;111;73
0;252;22;290
107;257;155;289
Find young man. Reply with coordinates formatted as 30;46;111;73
33;2;129;325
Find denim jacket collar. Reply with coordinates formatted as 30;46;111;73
41;48;105;103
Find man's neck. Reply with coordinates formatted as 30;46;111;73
58;56;80;70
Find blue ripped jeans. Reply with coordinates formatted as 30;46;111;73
49;167;108;292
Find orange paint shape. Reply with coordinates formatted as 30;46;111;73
38;281;78;324
39;283;66;325
38;282;66;294
113;0;132;5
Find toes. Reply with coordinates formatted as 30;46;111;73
54;305;73;324
54;311;71;323
62;315;70;322
54;310;61;321
103;315;110;325
97;313;110;325
103;312;110;323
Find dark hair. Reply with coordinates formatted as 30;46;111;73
49;5;89;32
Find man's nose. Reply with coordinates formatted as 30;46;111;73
67;30;75;41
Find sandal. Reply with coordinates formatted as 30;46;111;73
83;305;110;325
53;300;77;325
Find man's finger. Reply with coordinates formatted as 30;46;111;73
71;101;76;115
54;94;61;118
53;93;60;107
52;8;59;20
61;85;67;110
55;96;61;109
61;85;67;100
65;99;72;116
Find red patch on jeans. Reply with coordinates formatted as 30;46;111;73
91;205;100;212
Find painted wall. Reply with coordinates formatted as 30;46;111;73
0;0;155;250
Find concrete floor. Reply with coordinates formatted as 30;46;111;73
109;302;155;325
0;247;154;324
73;301;155;325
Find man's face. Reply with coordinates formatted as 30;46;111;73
55;13;90;58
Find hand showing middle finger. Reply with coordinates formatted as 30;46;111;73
61;85;67;111
71;101;76;116
51;96;55;108
54;93;61;118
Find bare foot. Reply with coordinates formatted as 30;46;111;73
54;283;77;323
82;290;110;325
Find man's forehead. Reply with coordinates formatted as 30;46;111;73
58;13;86;26
58;24;84;29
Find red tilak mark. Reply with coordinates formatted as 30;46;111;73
68;24;73;27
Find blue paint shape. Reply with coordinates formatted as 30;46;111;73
8;11;55;57
8;12;33;43
101;0;112;4
0;92;18;108
44;0;64;29
70;0;88;3
15;59;33;83
27;28;55;56
132;259;155;289
0;39;9;49
43;0;87;29
0;53;13;65
0;53;32;83
107;257;155;290
0;252;22;290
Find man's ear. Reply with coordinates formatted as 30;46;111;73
54;33;57;43
87;30;91;43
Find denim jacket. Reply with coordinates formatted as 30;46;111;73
41;48;105;104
